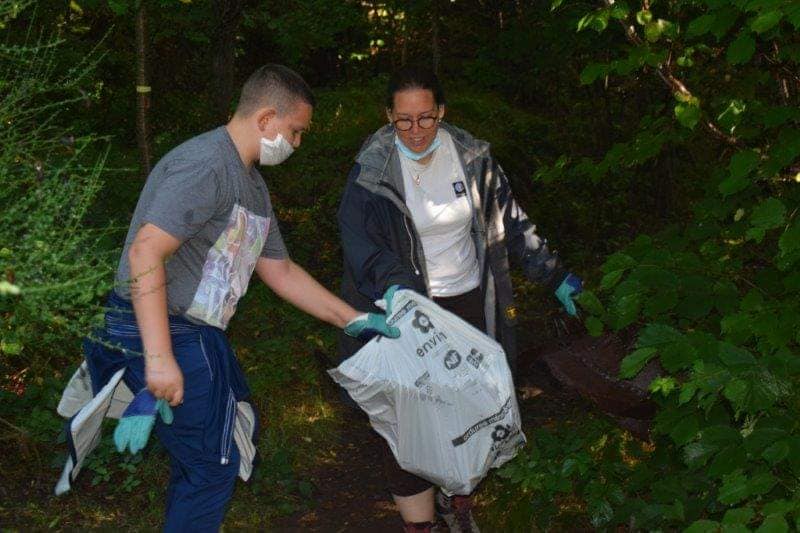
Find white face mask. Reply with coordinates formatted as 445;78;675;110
259;133;294;166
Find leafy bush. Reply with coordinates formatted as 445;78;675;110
0;6;115;416
495;0;800;529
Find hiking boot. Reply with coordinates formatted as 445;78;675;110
435;491;480;533
403;520;438;532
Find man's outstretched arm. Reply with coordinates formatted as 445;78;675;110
255;257;399;340
255;257;358;327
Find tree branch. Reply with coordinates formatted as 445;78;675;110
603;0;741;147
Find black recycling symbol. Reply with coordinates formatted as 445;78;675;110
444;350;462;370
412;310;433;333
491;424;512;442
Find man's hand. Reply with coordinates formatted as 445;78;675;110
145;351;184;406
555;273;583;317
114;388;174;455
344;313;400;342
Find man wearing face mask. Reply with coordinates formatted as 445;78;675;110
72;64;397;531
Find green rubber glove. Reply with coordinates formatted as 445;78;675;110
555;273;583;317
344;312;401;342
114;389;174;455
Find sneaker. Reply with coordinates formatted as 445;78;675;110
403;520;438;532
435;491;480;533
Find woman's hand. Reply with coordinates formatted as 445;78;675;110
555;273;583;317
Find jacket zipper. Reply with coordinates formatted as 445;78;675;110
402;214;420;276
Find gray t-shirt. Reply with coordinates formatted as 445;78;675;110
115;126;288;329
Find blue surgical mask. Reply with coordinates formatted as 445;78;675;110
395;132;441;161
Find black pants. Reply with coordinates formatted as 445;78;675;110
382;286;486;497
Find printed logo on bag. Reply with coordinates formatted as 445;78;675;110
452;181;467;197
491;424;512;442
414;371;431;388
444;350;462;370
451;398;513;447
416;330;448;358
412;310;433;333
467;348;484;369
387;299;418;327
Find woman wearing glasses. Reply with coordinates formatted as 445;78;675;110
337;67;582;532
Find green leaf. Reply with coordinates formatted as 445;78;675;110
750;10;783;33
602;252;636;273
107;0;129;15
718;470;749;505
686;520;720;533
576;291;605;315
745;426;788;454
718;343;757;368
762;439;790;465
0;337;23;355
638;323;684;347
687;14;714;37
683;440;717;468
777;222;800;270
660;339;699;372
580;63;607;85
756;515;789;533
722;507;755;525
637;9;653;25
585;315;604;337
719;174;751;196
670;415;699;445
675;101;701;129
723;378;749;411
610;289;642;329
709;446;747;478
747;470;777;496
600;269;625;290
620;347;658;378
747;198;786;242
644;290;678;317
727;34;756;64
729;150;760;180
762;499;798;516
609;1;629;20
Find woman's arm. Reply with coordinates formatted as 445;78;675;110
338;164;419;300
491;159;567;289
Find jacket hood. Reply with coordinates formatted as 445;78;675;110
354;121;491;193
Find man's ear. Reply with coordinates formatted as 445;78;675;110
437;105;446;122
255;107;278;132
385;108;393;124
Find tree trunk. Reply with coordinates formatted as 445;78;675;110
211;0;242;124
135;0;152;178
431;1;440;74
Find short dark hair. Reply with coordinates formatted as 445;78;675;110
386;66;446;110
236;64;315;117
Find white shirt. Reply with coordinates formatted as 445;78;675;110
400;130;480;297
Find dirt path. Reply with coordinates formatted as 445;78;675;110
271;348;580;532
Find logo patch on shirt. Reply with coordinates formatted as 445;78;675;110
452;180;467;197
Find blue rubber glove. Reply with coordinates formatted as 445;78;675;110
114;388;174;455
555;273;583;317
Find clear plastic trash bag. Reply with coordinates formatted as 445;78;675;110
329;289;525;495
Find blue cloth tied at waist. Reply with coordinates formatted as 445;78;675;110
84;291;252;466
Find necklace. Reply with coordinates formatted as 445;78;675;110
414;174;421;185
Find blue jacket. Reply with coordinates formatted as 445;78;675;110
337;122;566;370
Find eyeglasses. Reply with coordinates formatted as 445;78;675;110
393;114;439;132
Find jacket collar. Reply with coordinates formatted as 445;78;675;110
354;121;490;198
